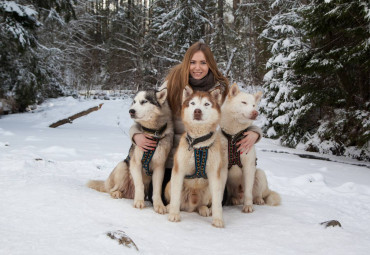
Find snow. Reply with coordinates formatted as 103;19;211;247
1;1;38;17
1;96;370;255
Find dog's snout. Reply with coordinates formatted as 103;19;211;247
251;110;258;120
193;108;202;120
129;109;136;115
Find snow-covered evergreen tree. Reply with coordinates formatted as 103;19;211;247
143;0;176;85
261;0;370;160
260;0;310;145
292;0;370;159
0;1;40;111
0;0;77;111
158;0;214;59
228;0;271;86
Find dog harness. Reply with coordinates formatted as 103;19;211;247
184;132;214;179
221;127;253;170
124;123;167;176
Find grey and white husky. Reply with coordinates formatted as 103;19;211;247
87;89;174;214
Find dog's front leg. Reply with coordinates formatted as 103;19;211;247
151;167;166;214
208;165;227;228
168;169;184;222
130;163;145;209
242;163;256;213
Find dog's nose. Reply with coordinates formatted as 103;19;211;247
194;109;202;120
251;110;258;120
129;109;136;115
194;109;202;115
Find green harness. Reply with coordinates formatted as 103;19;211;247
124;123;167;177
184;132;214;179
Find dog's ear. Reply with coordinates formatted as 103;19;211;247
254;91;263;103
229;83;240;98
182;86;193;104
210;88;222;106
156;88;167;105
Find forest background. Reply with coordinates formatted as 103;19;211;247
0;0;369;160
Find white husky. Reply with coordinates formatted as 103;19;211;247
220;83;280;212
167;86;228;228
87;89;173;214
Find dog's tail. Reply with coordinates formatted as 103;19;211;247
87;180;106;193
265;190;281;206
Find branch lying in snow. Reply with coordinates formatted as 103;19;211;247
49;103;103;128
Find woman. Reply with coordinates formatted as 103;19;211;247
129;41;262;202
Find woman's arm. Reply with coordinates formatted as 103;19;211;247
129;124;157;152
236;125;262;154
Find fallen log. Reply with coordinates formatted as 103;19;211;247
49;103;103;128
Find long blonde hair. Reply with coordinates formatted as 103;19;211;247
166;42;229;115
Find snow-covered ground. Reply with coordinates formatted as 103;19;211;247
1;96;370;255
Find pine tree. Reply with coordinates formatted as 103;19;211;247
292;0;370;159
228;0;271;86
260;0;311;147
261;0;370;160
158;0;214;60
0;0;77;111
0;1;40;111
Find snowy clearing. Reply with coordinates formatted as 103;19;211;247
0;97;370;255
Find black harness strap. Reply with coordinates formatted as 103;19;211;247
221;127;252;170
141;123;168;139
186;132;214;151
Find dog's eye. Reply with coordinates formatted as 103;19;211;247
204;102;210;106
242;101;247;105
133;100;136;104
190;102;195;105
141;100;147;104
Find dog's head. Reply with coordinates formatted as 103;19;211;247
222;83;262;124
181;86;222;130
129;89;168;122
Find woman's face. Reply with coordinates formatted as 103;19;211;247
189;51;209;80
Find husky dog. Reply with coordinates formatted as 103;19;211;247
167;86;228;228
220;83;280;212
87;89;173;214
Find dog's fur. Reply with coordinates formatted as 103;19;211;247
227;168;281;206
87;89;173;214
166;86;228;228
220;83;280;212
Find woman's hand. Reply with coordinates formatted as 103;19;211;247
236;131;259;155
133;133;157;152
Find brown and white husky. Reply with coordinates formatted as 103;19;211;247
220;84;280;212
166;86;228;228
87;89;173;214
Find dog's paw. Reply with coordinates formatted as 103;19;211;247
133;200;145;209
198;206;211;217
154;204;167;214
253;197;265;205
212;218;224;228
110;191;123;199
242;204;254;213
231;197;242;205
168;213;181;222
165;205;170;214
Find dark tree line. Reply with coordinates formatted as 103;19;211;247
1;0;369;159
